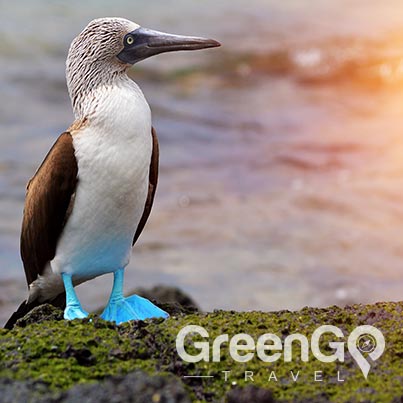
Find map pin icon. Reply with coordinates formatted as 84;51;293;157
348;325;385;379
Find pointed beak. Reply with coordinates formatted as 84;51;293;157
117;27;221;65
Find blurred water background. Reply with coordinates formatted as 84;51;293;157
2;0;403;325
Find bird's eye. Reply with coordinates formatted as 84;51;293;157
126;35;134;45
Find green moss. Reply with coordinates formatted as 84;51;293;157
1;302;403;402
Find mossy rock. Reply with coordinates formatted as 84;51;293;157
1;301;403;402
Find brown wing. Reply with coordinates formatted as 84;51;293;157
21;132;78;286
132;127;159;245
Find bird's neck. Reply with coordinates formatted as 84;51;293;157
68;71;151;139
66;59;129;120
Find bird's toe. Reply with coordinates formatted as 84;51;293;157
64;304;89;320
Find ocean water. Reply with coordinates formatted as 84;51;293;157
2;0;403;325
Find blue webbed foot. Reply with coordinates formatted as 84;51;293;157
101;268;169;324
101;294;169;324
62;272;89;321
64;304;89;320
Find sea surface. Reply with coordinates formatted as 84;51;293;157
2;0;403;325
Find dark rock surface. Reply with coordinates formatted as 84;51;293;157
0;378;55;403
133;285;200;313
225;386;275;403
0;371;191;403
2;300;403;402
15;303;64;328
61;371;191;403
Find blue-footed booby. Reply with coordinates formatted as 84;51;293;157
5;18;220;329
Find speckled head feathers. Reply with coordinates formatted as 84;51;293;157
68;18;139;65
66;18;139;116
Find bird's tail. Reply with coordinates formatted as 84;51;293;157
4;293;65;330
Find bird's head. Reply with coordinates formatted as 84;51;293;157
66;17;220;115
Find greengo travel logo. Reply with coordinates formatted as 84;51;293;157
176;324;385;381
